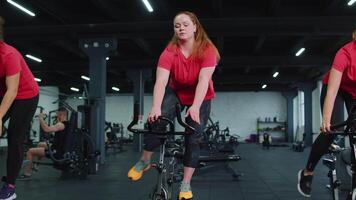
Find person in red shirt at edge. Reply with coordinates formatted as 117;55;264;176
298;29;356;198
0;16;39;200
127;11;220;200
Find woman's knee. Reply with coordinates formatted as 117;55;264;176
183;134;202;168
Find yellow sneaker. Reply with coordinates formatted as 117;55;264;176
179;182;193;200
127;160;151;181
179;191;193;200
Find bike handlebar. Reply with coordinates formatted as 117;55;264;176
329;103;356;135
330;121;349;131
127;103;195;135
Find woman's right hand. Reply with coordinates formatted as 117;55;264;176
148;107;161;123
320;118;331;133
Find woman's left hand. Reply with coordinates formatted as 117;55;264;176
185;105;200;124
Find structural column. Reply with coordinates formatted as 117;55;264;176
282;91;297;143
79;37;117;171
300;82;316;146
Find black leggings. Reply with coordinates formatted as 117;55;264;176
305;85;353;171
144;88;211;168
3;95;38;184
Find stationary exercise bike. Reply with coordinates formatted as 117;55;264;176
128;103;195;200
324;101;356;200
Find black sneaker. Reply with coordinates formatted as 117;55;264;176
297;169;312;197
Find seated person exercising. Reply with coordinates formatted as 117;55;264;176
18;107;68;180
297;29;356;197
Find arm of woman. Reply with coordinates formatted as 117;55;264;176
0;73;19;136
148;67;170;123
187;67;216;124
321;68;342;133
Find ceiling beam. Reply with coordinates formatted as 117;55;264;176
7;17;356;39
323;36;350;54
253;35;266;54
268;0;280;16
214;83;294;92
52;40;86;58
31;0;66;24
214;74;303;84
29;55;330;72
212;0;223;17
323;0;343;14
133;38;154;57
90;0;126;21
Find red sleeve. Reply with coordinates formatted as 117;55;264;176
331;47;350;72
3;52;21;76
201;46;217;68
157;48;174;71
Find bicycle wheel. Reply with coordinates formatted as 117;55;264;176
150;186;168;200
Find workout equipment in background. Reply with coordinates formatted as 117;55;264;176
105;121;125;155
23;106;48;151
197;117;242;180
257;118;287;143
204;117;240;154
128;103;193;200
262;133;271;150
34;100;100;180
292;133;306;152
37;106;47;141
48;109;59;125
321;102;356;200
0;126;7;155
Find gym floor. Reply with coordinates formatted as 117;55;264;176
0;144;343;200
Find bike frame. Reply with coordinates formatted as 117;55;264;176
330;103;356;200
128;103;195;200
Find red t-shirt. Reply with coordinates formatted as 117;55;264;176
0;42;39;99
322;41;356;99
158;44;218;105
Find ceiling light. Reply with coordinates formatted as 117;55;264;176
70;87;79;92
7;0;36;17
295;48;305;57
112;86;120;92
142;0;153;12
25;54;42;63
273;72;279;78
106;57;109;61
348;0;356;6
262;84;267;89
34;77;41;82
81;75;90;81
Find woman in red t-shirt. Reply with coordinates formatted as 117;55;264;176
298;29;356;198
0;16;39;200
128;11;220;200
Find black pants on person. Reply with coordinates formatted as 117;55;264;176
305;85;354;171
2;95;38;185
144;88;211;168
